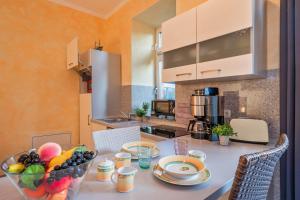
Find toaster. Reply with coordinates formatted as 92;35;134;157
230;118;269;144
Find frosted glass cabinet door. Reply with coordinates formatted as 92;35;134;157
198;28;251;63
197;0;253;42
164;44;197;69
162;8;197;52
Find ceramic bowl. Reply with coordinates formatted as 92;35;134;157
158;155;205;179
188;150;206;162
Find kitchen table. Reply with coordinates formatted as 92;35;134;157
0;136;268;200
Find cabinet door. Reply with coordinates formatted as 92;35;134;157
197;0;253;42
162;8;197;52
67;37;78;69
80;94;92;147
162;64;197;83
198;28;251;63
196;54;253;80
163;44;197;69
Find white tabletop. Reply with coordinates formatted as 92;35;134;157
0;136;268;200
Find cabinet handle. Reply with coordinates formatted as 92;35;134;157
68;62;74;66
176;73;192;77
200;69;221;74
88;115;90;126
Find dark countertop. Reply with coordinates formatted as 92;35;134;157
91;117;186;129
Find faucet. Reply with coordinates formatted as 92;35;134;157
120;111;135;120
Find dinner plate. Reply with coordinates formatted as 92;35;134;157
121;141;160;159
153;164;211;186
158;155;205;179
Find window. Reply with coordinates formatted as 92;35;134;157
155;29;175;100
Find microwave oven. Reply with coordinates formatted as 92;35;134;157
152;100;175;116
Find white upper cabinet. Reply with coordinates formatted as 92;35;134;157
162;43;197;83
196;0;265;80
162;8;197;52
161;0;265;83
67;37;79;69
197;0;253;42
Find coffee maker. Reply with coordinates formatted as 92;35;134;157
187;87;224;140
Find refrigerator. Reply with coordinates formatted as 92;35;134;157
80;49;121;119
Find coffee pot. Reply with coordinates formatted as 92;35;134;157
188;87;224;140
187;119;208;139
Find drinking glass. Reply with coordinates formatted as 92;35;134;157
138;147;152;169
174;138;189;155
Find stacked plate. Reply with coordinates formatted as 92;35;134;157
153;155;211;186
121;141;160;159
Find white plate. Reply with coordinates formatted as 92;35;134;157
121;141;159;159
153;164;211;186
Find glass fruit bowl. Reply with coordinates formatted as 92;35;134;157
1;143;97;200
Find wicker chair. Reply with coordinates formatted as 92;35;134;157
92;126;141;154
229;134;289;200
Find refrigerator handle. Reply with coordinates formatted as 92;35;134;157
88;115;91;126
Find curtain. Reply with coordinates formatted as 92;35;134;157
280;0;300;199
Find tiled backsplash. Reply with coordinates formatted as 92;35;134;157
175;69;279;145
176;69;280;200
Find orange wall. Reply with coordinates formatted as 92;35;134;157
101;0;158;85
0;0;103;162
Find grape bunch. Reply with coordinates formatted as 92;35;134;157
17;151;46;168
46;150;94;184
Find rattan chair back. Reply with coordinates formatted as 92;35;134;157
229;134;289;200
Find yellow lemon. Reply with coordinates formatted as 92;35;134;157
48;155;68;168
8;163;25;173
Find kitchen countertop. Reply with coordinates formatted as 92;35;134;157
91;117;186;129
91;117;188;142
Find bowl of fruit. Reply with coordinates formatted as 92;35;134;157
1;142;97;200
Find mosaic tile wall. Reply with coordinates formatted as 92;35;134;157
175;69;280;200
175;69;279;144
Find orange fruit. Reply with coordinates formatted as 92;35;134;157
23;184;46;198
46;189;68;200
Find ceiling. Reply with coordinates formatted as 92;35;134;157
49;0;128;19
134;0;176;28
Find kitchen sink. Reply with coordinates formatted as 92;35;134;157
99;118;137;123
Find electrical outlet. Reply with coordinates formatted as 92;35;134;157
224;109;231;118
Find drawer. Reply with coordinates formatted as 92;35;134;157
162;64;197;83
196;54;253;79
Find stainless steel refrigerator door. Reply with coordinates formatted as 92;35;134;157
91;50;121;119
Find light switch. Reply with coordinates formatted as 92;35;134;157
224;109;231;118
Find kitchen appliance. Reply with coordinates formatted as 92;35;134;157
141;125;189;138
152;100;175;116
188;87;224;140
230;118;269;144
81;49;121;119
